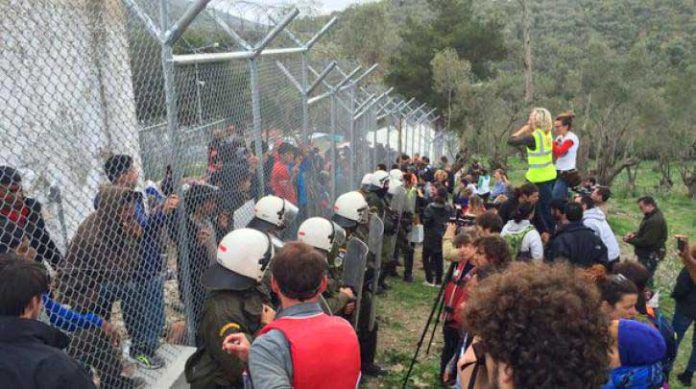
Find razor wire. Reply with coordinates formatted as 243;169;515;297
0;0;444;387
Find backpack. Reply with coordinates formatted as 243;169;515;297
503;225;535;261
646;307;677;375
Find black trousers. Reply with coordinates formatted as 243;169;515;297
440;325;462;379
358;285;378;367
403;242;415;279
422;246;444;284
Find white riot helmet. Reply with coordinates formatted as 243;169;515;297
332;191;369;229
203;228;274;290
360;173;373;191
389;169;404;184
388;179;403;196
249;195;299;231
298;217;347;253
369;170;390;191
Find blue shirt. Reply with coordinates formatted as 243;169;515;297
43;295;102;332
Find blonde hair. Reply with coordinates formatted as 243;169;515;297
435;169;448;182
531;107;553;133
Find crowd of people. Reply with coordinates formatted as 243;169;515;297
0;107;694;389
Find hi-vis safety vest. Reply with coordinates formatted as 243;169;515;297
525;129;558;183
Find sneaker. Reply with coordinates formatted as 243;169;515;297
678;371;693;386
403;275;414;283
361;363;385;377
131;352;165;370
422;281;434;287
434;283;443;288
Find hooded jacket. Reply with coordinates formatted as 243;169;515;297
57;185;140;315
582;207;621;261
0;316;95;388
546;221;609;268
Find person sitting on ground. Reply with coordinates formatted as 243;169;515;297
623;196;668;280
577;195;621;265
0;166;63;268
490;169;510;199
458;262;611;389
475;211;503;236
546;202;609;268
475;169;491;200
222;242;361;388
603;319;666;389
501;203;544;262
0;254;96;388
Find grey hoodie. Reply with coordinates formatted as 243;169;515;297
582;208;620;261
501;220;544;261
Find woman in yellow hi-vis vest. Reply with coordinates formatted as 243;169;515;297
508;107;558;234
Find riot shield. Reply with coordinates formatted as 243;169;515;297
341;237;369;329
368;215;384;331
390;186;407;215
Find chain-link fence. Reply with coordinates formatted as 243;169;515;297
0;0;443;386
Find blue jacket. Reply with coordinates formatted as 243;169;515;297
602;364;664;389
43;295;102;332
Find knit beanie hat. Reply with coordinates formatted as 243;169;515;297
618;319;666;367
104;155;133;183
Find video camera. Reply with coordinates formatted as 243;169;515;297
449;205;477;228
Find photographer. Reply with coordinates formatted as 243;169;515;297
672;237;696;386
422;186;452;287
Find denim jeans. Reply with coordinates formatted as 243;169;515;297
673;307;696;372
536;179;556;232
98;276;165;356
552;176;569;200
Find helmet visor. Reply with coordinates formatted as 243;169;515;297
330;222;347;248
282;200;299;227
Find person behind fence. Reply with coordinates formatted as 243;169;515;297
422;186;452;287
500;203;544;262
671;237;696;386
222;242;361;388
211;142;252;228
508;107;557;232
180;183;220;327
57;185;141;388
552;111;580;199
546;201;609;268
296;217;355;316
0;166;63;268
100;154;179;369
458;262;611;389
0;254;96;388
331;191;383;376
577;195;621;265
270;143;298;205
185;228;275;389
623;196;668;280
0;217;120;342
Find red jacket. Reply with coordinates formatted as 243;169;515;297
270;159;297;204
443;262;476;329
260;313;361;388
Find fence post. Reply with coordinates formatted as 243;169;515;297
249;57;265;198
330;92;337;202
348;84;356;189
